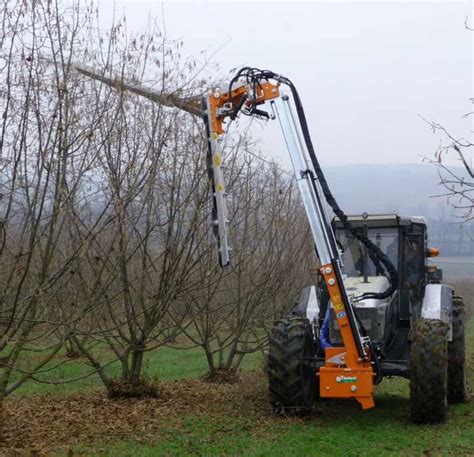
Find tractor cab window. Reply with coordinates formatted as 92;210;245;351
336;228;399;278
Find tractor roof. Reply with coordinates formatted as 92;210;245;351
333;214;427;228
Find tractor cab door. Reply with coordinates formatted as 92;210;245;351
399;221;427;318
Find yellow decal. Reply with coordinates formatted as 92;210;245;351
332;294;345;312
216;183;224;192
213;155;222;166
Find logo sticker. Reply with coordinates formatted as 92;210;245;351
336;376;357;383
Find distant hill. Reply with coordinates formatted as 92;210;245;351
322;163;473;256
324;163;458;218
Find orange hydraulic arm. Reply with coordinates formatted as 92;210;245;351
203;69;378;409
203;81;280;267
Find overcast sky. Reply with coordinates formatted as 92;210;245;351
98;1;472;169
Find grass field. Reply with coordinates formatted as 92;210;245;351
10;344;262;398
3;288;473;456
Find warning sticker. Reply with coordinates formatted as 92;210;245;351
213;155;222;166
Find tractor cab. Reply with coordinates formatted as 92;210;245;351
316;214;430;362
333;214;428;302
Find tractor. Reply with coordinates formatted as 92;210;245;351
268;213;468;422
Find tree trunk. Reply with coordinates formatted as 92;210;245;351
224;339;239;370
119;355;130;382
0;373;7;441
203;343;215;375
129;343;145;385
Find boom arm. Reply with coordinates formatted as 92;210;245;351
203;81;280;266
204;69;376;409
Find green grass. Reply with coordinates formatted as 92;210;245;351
9;317;474;456
12;343;262;397
53;318;474;456
68;380;474;457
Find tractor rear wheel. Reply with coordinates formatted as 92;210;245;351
410;318;448;423
267;316;316;414
448;296;468;403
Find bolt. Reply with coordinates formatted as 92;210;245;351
328;278;335;286
324;266;332;274
351;386;357;392
326;386;330;390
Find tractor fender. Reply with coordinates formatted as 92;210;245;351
421;284;453;340
293;286;320;323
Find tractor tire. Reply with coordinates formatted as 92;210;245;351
410;318;448;423
267;316;316;414
448;296;468;403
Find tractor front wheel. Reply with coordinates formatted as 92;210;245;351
410;318;448;423
267;316;316;414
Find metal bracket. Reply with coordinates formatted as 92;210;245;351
327;352;346;365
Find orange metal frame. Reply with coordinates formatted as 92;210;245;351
207;82;280;135
319;263;375;409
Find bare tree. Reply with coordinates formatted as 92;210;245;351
0;0;212;405
0;0;124;413
173;145;314;380
42;8;218;395
423;20;473;220
68;109;215;394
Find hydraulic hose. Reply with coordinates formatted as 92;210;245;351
286;81;398;300
227;68;399;300
225;68;391;381
320;307;333;350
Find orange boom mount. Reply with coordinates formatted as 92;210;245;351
319;264;374;409
207;81;280;135
202;68;396;409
